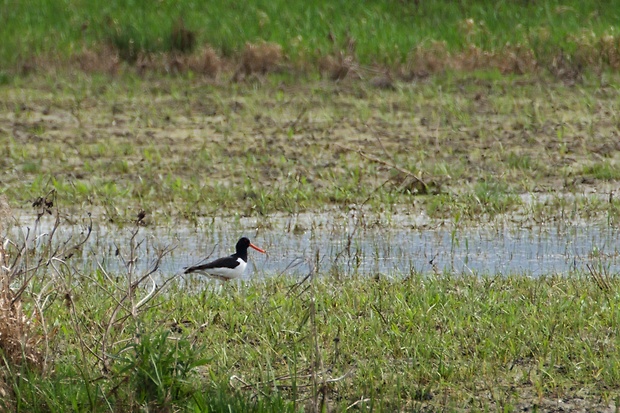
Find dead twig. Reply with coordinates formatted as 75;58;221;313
334;142;428;188
100;223;175;373
236;367;354;391
347;397;372;410
287;252;319;298
587;263;612;292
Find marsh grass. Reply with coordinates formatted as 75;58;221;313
582;161;620;180
2;1;620;79
3;72;620;224
2;207;620;411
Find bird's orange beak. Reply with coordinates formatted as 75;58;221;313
250;243;266;253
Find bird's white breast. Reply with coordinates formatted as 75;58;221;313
201;258;246;280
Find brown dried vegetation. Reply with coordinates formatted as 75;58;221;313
319;34;360;81
0;196;43;410
233;41;284;81
72;45;121;75
0;199;43;370
13;29;620;83
403;41;537;79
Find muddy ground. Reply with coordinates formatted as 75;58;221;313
2;74;620;223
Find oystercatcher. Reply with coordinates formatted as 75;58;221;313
184;237;266;281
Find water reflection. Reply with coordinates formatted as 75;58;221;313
9;212;620;279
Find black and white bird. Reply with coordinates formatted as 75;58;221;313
184;237;266;281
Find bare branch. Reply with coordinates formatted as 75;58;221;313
334;142;428;187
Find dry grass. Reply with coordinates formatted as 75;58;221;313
319;52;361;81
0;279;44;370
233;41;284;81
318;34;360;81
455;44;538;74
403;41;537;79
402;41;450;79
0;196;44;411
0;197;13;411
188;45;223;77
72;45;121;75
71;44;224;78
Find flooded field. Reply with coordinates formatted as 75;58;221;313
12;210;620;280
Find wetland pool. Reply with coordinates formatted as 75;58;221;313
10;210;620;281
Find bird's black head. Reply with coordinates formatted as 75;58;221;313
236;237;251;252
235;237;266;256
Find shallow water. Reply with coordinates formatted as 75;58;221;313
8;210;620;281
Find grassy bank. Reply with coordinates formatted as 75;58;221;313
2;0;620;76
1;214;619;411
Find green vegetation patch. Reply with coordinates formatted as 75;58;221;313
2;0;620;76
1;214;619;411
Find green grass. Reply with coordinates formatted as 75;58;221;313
5;255;620;411
2;0;620;71
582;161;620;180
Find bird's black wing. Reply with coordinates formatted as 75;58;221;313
184;255;240;274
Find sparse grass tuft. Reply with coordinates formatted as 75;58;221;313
582;161;620;180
